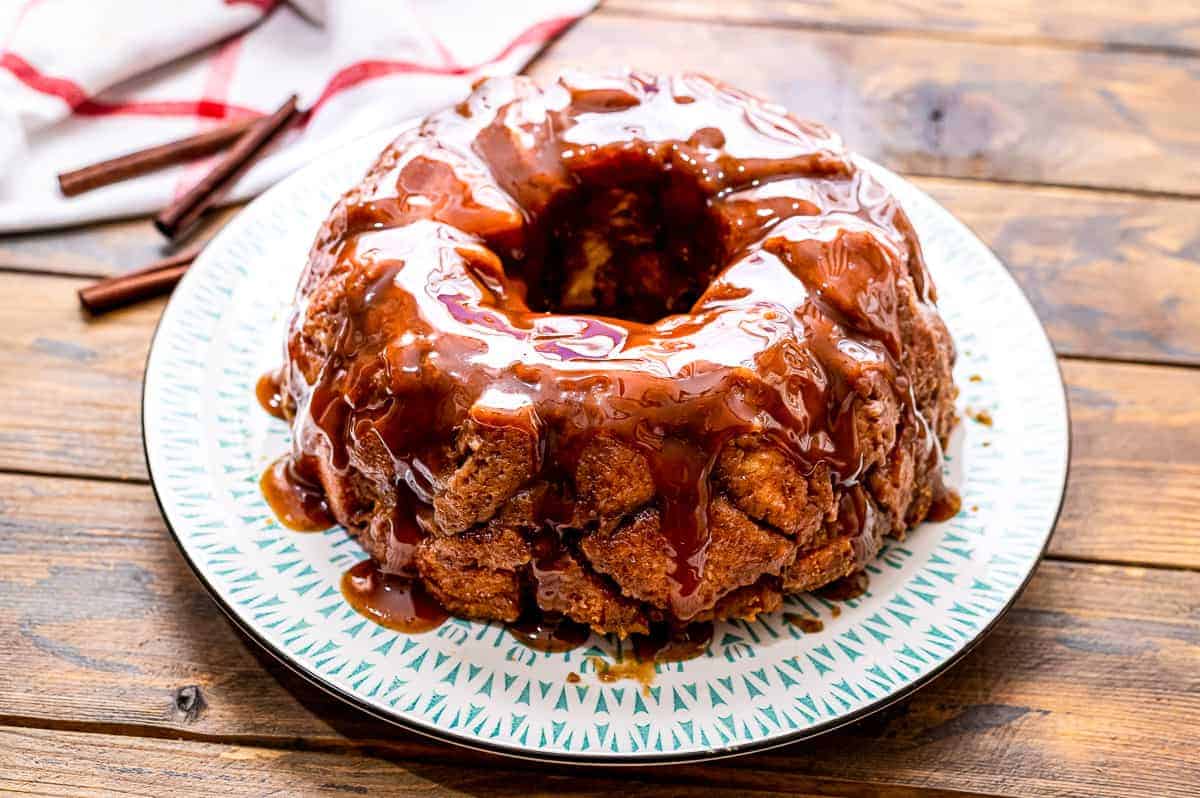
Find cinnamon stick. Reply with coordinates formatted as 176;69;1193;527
77;240;205;314
78;264;190;315
154;94;298;240
57;117;257;197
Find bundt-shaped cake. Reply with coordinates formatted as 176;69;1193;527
273;70;959;636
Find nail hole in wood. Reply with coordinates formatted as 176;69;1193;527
172;684;207;722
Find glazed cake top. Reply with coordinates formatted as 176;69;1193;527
282;70;945;617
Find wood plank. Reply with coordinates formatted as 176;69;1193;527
0;206;238;279
0;479;1195;797
0;476;368;740
0;728;1011;798
916;179;1200;365
1056;359;1200;568
0;727;815;798
5;176;1200;366
3;268;1198;568
0;273;163;480
601;0;1200;54
529;11;1200;196
8;15;1200;283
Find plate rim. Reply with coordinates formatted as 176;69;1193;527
141;132;1071;766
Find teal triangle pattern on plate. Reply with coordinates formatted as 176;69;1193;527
143;127;1068;761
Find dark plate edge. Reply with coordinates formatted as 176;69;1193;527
139;170;1072;769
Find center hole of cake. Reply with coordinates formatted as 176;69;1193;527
520;173;724;324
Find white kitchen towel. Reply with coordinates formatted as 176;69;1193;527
0;0;593;233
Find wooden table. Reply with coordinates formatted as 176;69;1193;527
2;3;1197;796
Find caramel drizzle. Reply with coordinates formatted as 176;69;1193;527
275;72;951;619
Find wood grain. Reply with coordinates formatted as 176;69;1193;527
5;178;1200;366
917;179;1200;365
0;273;163;480
601;0;1200;54
1;727;830;798
2;270;1196;568
0;472;1196;797
0;728;1016;798
5;14;1200;284
530;12;1200;196
1056;359;1200;568
1;8;1196;797
0;206;238;279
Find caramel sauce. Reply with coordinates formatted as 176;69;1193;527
648;439;714;605
967;407;994;427
264;71;957;626
255;370;287;420
784;612;824;633
507;611;591;653
631;622;713;663
926;487;963;522
589;656;657;695
375;488;427;575
577;623;713;692
817;570;870;601
260;455;334;532
340;559;448;633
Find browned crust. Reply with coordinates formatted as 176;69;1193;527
286;73;959;634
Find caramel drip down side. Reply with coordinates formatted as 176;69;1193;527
271;71;957;625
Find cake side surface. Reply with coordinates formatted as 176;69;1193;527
271;70;959;634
